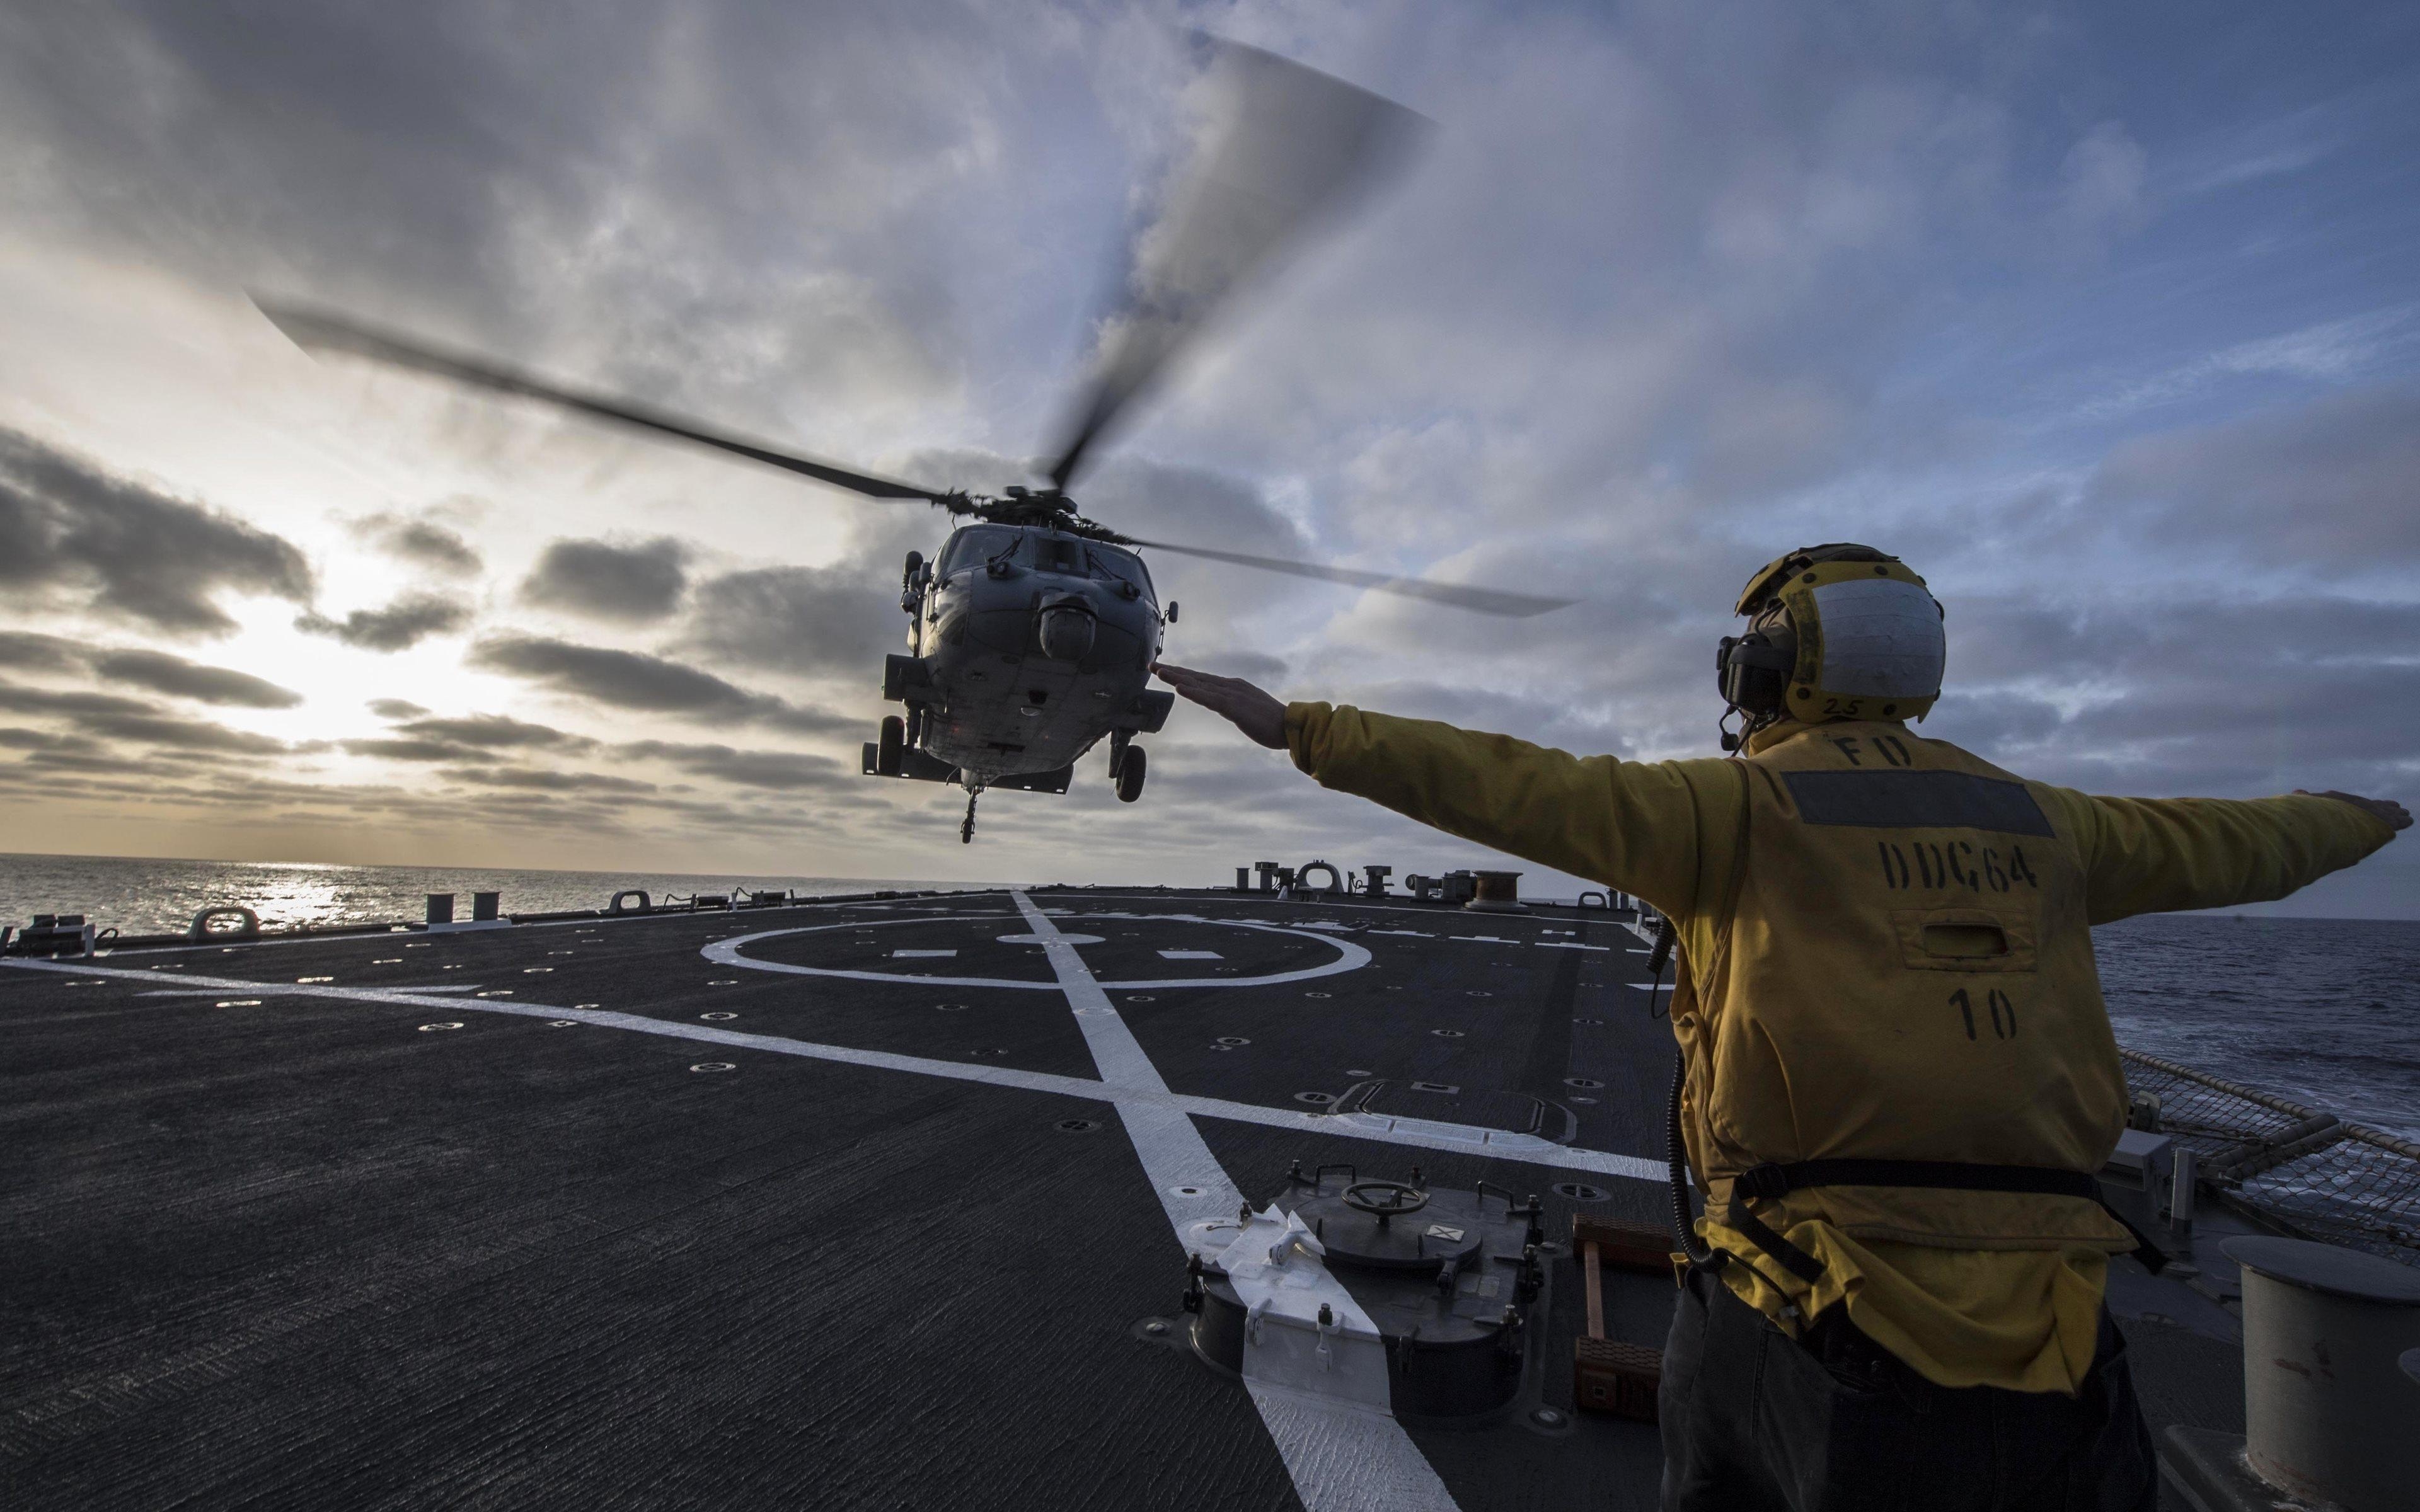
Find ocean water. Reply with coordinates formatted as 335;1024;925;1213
0;852;987;939
3;853;2411;1138
2094;913;2420;1140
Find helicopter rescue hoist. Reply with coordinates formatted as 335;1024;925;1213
250;40;1573;845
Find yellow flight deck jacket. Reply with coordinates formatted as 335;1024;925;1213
1284;702;2394;1393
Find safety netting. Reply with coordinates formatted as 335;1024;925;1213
2119;1049;2420;1268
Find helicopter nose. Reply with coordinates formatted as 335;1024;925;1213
1037;604;1097;662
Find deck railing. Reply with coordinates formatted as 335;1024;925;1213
2118;1049;2420;1267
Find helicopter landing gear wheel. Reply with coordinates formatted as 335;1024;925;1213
876;716;904;777
1115;745;1146;803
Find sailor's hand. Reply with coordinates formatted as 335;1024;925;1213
1155;663;1287;750
2298;790;2412;832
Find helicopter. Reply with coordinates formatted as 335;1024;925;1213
256;40;1572;842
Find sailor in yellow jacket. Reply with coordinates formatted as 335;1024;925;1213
1156;543;2404;1512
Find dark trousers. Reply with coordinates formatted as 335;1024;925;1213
1657;1266;2157;1512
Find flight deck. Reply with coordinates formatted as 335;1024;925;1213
0;887;2279;1509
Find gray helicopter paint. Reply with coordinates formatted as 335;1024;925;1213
904;525;1166;789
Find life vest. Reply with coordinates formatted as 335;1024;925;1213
1678;719;2148;1279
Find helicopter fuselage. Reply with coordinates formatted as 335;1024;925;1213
882;524;1173;790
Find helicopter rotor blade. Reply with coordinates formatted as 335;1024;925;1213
1118;536;1571;619
1045;38;1426;491
253;297;957;505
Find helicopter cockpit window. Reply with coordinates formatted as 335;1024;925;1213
1028;536;1087;575
1087;544;1154;598
939;526;1020;576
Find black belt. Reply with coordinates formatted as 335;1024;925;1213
1724;1158;2169;1283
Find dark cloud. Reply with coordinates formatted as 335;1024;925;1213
2094;386;2420;570
0;428;313;634
367;698;429;718
616;740;848;791
686;561;887;675
444;765;657;794
296;593;473;651
354;511;483;574
394;713;596;751
0;681;161;721
341;736;498;763
0;675;290;755
468;636;850;733
91;648;303;708
0;635;303;709
519;537;691;622
73;709;288;755
1920;592;2420;796
0;726;101;753
0;631;83;663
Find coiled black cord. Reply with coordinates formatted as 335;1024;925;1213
1645;915;1719;1268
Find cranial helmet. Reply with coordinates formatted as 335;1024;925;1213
1714;543;1944;748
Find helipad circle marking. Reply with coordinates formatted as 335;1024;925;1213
419;1022;463;1032
996;931;1104;946
705;912;1370;991
691;1062;735;1074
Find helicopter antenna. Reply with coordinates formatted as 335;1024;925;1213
961;789;980;845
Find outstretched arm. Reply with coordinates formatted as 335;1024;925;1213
2060;787;2404;924
1155;662;1724;913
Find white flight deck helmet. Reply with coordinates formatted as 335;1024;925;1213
1714;543;1945;750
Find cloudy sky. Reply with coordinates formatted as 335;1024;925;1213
2;1;2415;915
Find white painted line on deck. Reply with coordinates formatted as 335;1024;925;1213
3;957;1659;1184
1006;892;1460;1512
1157;949;1222;960
890;949;959;958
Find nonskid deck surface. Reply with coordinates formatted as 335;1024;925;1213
1;888;2237;1509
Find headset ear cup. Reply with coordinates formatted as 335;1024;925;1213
1719;630;1790;717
